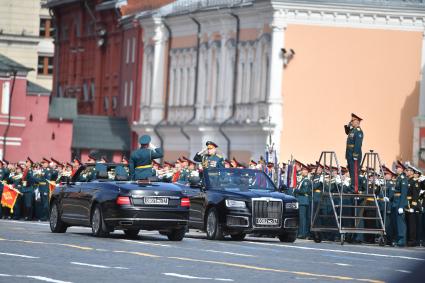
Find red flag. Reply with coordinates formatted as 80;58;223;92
48;181;57;199
292;165;297;188
1;184;21;213
172;171;180;183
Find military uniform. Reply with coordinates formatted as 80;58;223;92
294;172;312;238
22;161;36;220
406;167;420;246
345;114;363;193
391;167;408;246
193;141;224;169
0;165;10;218
10;170;23;220
129;135;164;180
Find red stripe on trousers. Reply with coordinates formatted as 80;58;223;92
354;160;358;193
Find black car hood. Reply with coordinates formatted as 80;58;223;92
212;188;297;202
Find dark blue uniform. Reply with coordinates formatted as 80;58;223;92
345;127;363;192
129;148;164;180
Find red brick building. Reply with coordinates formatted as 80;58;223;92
46;0;175;153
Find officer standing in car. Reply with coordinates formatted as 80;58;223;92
129;135;164;180
193;141;224;169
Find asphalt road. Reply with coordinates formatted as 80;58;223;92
0;220;424;283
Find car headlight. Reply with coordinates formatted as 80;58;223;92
285;202;299;210
225;199;246;208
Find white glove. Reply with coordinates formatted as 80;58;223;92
353;158;357;161
335;176;341;184
409;209;414;213
419;176;425;182
420;190;425;196
398;208;404;214
319;175;324;183
384;197;389;202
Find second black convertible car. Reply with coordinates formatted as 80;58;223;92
183;168;299;242
49;164;190;241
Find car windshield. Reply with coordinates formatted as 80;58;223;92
204;169;276;191
75;163;130;182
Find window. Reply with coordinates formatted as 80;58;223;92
123;81;128;107
112;96;118;110
37;56;53;75
83;82;89;101
39;18;54;37
103;96;109;112
131;37;136;63
1;82;10;114
126;38;130;64
90;81;95;101
129;80;133;106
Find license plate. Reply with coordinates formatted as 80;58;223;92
256;218;279;225
144;197;169;205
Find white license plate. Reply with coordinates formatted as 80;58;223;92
144;197;169;205
256;218;279;225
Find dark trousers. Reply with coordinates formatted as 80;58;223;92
347;158;360;192
390;207;406;246
406;212;418;246
23;190;34;219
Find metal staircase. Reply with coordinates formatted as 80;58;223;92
310;151;386;245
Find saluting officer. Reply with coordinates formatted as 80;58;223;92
193;141;224;169
129;135;164;180
345;113;363;194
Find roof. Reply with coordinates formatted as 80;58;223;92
48;97;78;121
72;115;131;151
0;53;33;74
45;0;127;9
27;81;50;96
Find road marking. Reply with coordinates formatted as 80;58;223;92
0;274;72;283
0;252;39;259
167;257;384;283
395;270;411;274
163;273;233;281
95;248;110;252
204;250;255;257
70;262;129;270
244;241;425;261
119;239;171;247
113;250;161;258
334;263;352;267
0;238;94;251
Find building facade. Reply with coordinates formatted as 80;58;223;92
131;0;425;167
0;0;54;91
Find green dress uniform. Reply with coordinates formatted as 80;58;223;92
129;135;164;180
22;168;35;220
0;167;10;218
294;176;312;238
382;179;396;244
406;176;420;246
345;127;363;193
391;172;408;246
34;168;54;221
193;153;224;169
10;173;23;220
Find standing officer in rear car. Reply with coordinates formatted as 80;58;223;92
129;135;164;180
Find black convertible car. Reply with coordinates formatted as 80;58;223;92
183;168;299;242
49;163;189;241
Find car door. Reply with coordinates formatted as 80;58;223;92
61;183;83;223
184;185;205;228
75;182;96;224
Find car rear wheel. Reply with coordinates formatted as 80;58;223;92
230;233;246;241
205;208;223;240
278;232;297;243
91;204;109;237
49;201;67;233
123;229;140;238
167;228;186;241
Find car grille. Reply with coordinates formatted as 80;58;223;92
252;198;283;228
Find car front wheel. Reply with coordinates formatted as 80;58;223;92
278;231;297;243
205;207;223;240
91;204;109;237
49;201;67;233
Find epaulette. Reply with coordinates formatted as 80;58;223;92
216;154;223;158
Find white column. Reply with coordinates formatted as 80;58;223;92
150;17;168;124
267;16;287;156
